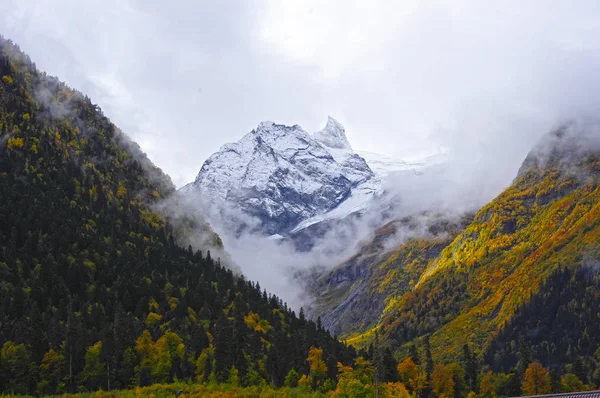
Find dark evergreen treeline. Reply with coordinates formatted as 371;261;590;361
0;37;355;395
485;265;600;386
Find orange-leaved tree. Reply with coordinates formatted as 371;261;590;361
431;363;455;398
522;362;551;396
397;357;427;396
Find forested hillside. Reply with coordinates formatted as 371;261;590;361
309;215;468;338
326;125;600;392
0;37;356;395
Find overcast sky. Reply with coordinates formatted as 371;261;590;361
2;1;600;187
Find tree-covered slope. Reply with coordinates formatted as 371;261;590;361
307;122;600;388
308;215;467;340
484;265;600;384
0;37;355;395
373;124;600;365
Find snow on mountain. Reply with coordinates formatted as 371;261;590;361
314;116;352;150
182;117;439;244
182;117;374;236
290;153;438;233
356;151;414;177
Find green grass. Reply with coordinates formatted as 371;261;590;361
0;382;326;397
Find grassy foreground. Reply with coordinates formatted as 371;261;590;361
0;382;327;398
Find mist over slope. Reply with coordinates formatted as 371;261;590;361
320;122;600;374
180;117;446;308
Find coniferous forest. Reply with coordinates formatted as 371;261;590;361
0;37;360;395
2;34;600;397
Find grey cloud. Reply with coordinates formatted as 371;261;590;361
3;1;600;192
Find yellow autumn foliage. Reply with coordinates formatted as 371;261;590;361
244;312;272;334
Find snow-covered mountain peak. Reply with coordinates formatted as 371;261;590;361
183;119;375;237
182;117;442;251
254;121;301;135
314;116;352;150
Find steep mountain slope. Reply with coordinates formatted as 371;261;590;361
307;215;467;337
341;123;600;370
0;37;355;395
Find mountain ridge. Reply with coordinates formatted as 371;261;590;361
318;122;600;377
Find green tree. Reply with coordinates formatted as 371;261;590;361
135;330;155;386
284;368;300;388
561;373;585;393
333;358;376;398
447;362;468;398
298;373;312;393
227;365;240;386
37;349;65;395
213;314;233;383
195;346;214;383
479;371;497;398
153;330;184;382
0;341;31;395
572;358;587;384
462;344;478;392
495;373;520;398
118;347;137;389
409;344;421;366
81;341;104;391
243;354;264;387
373;331;385;396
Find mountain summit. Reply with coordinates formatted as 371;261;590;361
182;118;375;238
314;116;352;150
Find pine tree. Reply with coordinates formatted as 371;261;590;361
424;336;434;378
213;314;233;383
409;344;421;366
373;331;385;396
572;357;587;384
284;368;300;388
463;343;478;391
